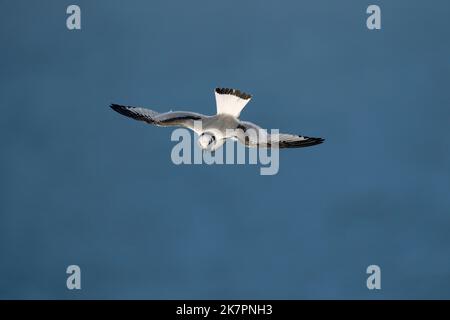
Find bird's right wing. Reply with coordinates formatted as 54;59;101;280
110;104;207;133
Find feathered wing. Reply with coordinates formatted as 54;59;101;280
215;88;252;118
233;120;324;149
110;104;207;133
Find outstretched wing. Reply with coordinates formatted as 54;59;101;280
110;104;207;132
233;120;324;149
215;88;252;118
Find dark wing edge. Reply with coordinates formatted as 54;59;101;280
276;136;324;148
110;104;159;124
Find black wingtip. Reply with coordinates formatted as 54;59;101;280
110;103;129;114
110;103;123;112
313;137;325;143
110;103;136;119
305;136;325;146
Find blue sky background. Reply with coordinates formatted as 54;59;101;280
1;0;449;299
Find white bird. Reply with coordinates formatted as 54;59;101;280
110;88;324;151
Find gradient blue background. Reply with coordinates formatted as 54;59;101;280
1;0;449;299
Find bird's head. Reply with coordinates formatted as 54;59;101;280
198;133;216;150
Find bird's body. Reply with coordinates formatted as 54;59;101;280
201;113;240;138
111;88;324;151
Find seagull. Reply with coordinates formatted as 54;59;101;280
110;88;324;151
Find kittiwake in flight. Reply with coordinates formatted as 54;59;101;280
110;88;324;151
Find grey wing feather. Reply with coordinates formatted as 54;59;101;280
110;104;206;131
234;120;324;149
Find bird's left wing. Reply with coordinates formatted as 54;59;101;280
233;120;324;149
110;104;207;133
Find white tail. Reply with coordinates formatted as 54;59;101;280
214;88;252;118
